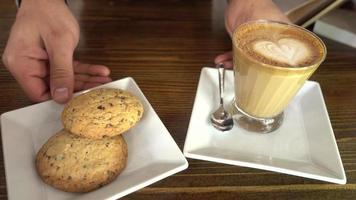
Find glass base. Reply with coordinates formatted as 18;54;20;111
229;99;284;133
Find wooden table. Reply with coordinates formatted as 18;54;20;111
1;0;356;199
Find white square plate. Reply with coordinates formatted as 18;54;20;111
183;67;346;184
1;77;188;200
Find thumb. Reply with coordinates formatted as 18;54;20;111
47;40;75;104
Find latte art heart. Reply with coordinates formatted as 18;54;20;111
253;38;310;66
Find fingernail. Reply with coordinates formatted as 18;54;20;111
53;87;69;103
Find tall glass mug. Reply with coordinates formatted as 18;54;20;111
231;20;326;133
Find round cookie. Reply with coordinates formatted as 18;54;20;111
62;88;144;139
36;129;128;193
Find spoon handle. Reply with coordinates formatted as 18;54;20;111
217;63;225;106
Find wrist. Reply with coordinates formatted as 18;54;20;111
17;0;67;8
16;0;69;21
227;0;273;4
226;0;289;29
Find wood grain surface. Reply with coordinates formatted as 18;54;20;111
1;0;356;199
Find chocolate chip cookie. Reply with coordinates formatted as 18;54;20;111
36;129;128;193
62;88;144;139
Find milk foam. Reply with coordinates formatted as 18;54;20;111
234;22;324;67
253;38;310;66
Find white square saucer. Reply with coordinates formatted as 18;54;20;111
1;77;188;200
183;67;346;184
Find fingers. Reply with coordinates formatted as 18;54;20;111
221;61;233;69
73;61;112;91
75;74;112;83
214;51;233;68
21;76;51;102
45;37;75;104
72;61;112;91
7;58;51;102
74;81;106;91
74;74;112;91
73;61;110;76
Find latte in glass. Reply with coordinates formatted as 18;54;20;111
232;20;326;133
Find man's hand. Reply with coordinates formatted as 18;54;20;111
2;0;111;103
215;0;290;68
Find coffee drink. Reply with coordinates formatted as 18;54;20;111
232;21;326;120
235;22;324;68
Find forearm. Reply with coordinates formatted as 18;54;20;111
225;0;290;35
